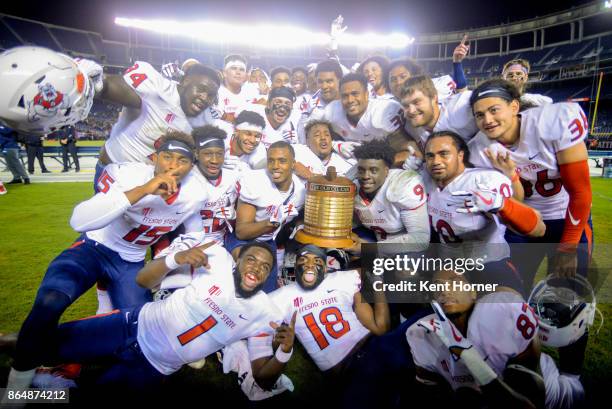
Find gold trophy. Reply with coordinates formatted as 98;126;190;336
295;167;356;248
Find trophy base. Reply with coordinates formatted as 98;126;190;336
295;230;355;249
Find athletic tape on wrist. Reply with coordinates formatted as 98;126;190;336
460;347;498;386
275;347;293;363
165;252;181;271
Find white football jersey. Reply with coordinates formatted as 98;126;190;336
137;242;282;375
269;270;370;371
432;75;457;102
193;169;240;243
105;61;198;164
322;99;404;143
426;168;512;261
354;169;427;241
405;91;478;150
468;103;588;220
368;83;395;101
238;169;306;241
243;104;299;147
292;144;326;183
224;133;267;173
406;291;538;392
323;152;355;176
216;84;260;121
521;93;553;107
87;163;207;262
291;92;312;125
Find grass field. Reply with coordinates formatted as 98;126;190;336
0;178;610;405
43;140;105;147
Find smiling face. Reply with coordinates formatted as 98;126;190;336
291;70;307;95
472;97;520;146
266;96;293;128
357;158;388;196
179;74;219;117
388;65;412;99
234;129;262;155
401;89;438;129
502;68;528;93
362;61;384;91
295;252;327;290
306;123;333;160
340;80;368;123
267;146;294;187
272;72;291;89
197;146;224;179
234;245;274;297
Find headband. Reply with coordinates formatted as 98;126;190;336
470;87;515;106
505;64;529;74
269;86;296;103
225;60;247;71
235;122;264;133
298;244;327;260
197;138;225;149
157;140;194;161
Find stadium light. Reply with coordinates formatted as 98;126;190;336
605;1;612;9
114;17;414;49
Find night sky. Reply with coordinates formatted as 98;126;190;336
1;0;596;39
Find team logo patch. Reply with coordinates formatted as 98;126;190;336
208;285;222;296
142;207;153;217
293;297;303;308
28;83;70;123
165;113;176;124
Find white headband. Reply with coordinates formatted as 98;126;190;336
235;122;264;133
225;60;247;71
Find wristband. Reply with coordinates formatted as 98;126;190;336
460;347;498;386
165;252;181;270
274;347;293;363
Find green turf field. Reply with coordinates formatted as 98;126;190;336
0;178;610;403
44;140;105;147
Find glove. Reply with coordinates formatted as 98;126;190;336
75;58;104;93
451;183;505;214
417;301;474;361
161;61;184;81
223;155;242;171
332;141;360;159
402;146;423;171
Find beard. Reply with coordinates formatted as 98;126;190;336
233;267;264;298
295;264;325;291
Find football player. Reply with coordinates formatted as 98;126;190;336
216;54;261;122
406;268;584;409
253;244;432;409
93;59;221;188
270;66;291;89
192;125;241;243
290;66;312;125
387;58;459;103
228;141;306;292
501;59;553;107
222;110;268;173
247;86;298;147
400;75;478;150
2;241;281;392
350;139;430;255
292;120;355;181
424;131;545;289
3;132;209;392
358;55;394;100
319;73;407;144
467;79;592;282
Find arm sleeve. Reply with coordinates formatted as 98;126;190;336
69;164;132;232
452;62;467;90
559;160;592;248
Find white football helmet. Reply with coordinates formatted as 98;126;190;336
528;274;596;348
0;46;95;134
